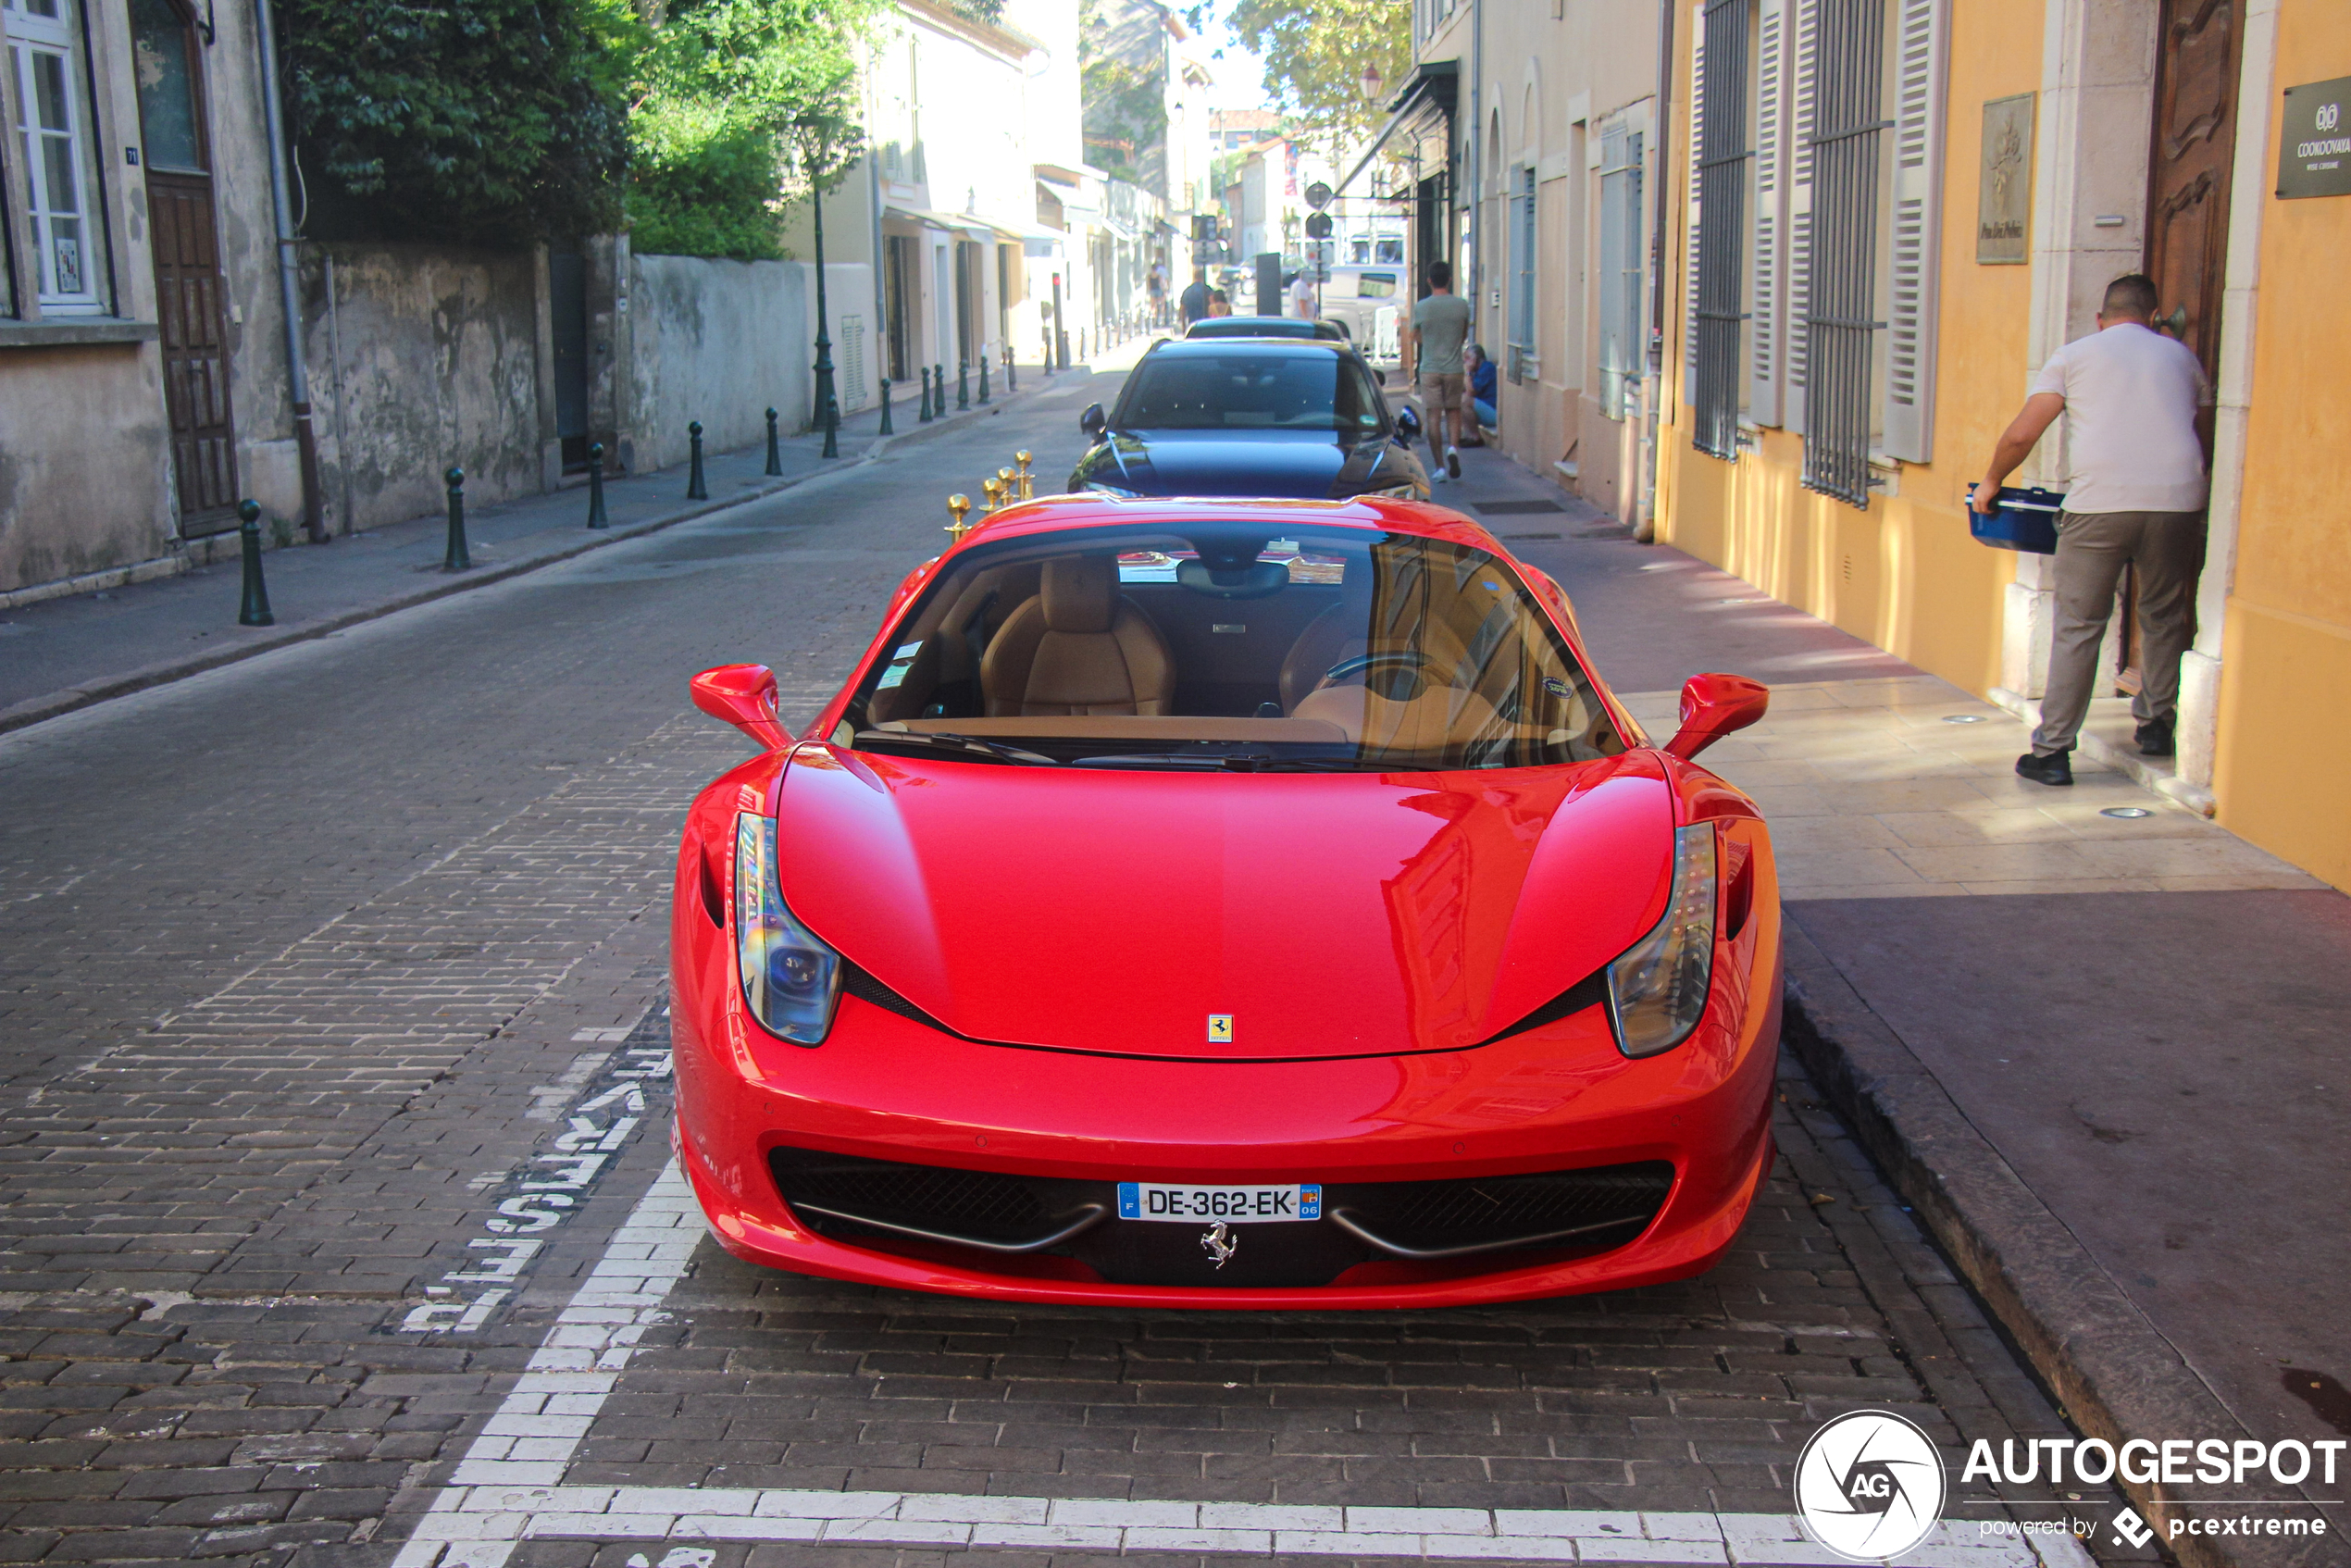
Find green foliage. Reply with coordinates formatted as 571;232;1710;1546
625;0;883;258
1079;0;1164;182
1227;0;1412;156
281;0;639;246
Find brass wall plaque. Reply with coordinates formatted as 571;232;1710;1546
1977;93;2035;264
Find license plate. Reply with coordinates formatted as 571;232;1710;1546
1117;1182;1322;1224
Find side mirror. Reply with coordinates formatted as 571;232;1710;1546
1394;404;1422;442
690;664;793;752
1664;673;1770;761
1079;403;1107;438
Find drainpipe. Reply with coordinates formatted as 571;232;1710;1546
1467;0;1482;309
252;0;325;541
1636;0;1675;543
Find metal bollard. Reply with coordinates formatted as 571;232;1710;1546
878;378;894;436
957;359;970;411
1004;342;1016;393
686;420;707;500
442;467;471;571
977;354;989;404
236;499;274;625
586;442;609;529
919;367;934;422
934;363;946;417
1042;330;1053;374
1014;450;1034;500
765;407;782;476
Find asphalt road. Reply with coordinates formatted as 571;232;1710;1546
0;380;2150;1567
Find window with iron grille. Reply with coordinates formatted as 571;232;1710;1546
1509;166;1536;383
1798;0;1886;507
1598;128;1644;422
1692;0;1752;460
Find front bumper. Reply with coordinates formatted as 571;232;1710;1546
670;892;1781;1309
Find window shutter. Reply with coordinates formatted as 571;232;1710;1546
1684;2;1704;407
1881;0;1947;462
1783;0;1819;436
1748;0;1789;427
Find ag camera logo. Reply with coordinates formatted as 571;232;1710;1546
1794;1410;1947;1561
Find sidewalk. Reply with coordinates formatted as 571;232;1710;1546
0;357;1104;735
1437;449;2349;1568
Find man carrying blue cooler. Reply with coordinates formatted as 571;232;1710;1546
1973;273;2212;787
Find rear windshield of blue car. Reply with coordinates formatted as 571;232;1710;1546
831;522;1629;773
1114;351;1386;433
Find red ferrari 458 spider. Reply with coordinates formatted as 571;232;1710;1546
670;495;1778;1307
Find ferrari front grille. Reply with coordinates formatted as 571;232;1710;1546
768;1146;1104;1253
1327;1163;1674;1260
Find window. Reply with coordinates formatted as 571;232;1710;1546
1690;0;1752;459
1508;166;1536;384
1113;350;1386;433
1356;271;1399;299
1798;0;1885;506
6;0;106;314
1598;126;1645;421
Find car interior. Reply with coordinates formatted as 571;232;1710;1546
844;526;1627;769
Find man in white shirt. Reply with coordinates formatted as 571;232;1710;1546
1974;273;2211;786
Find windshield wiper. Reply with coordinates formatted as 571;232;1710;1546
853;731;1061;766
1067;753;1365;772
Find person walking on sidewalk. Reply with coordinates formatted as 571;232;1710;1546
1974;272;2211;787
1404;261;1473;480
1179;267;1213;326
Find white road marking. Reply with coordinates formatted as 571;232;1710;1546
387;1160;2071;1568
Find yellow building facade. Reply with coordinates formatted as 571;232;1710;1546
1657;0;2351;892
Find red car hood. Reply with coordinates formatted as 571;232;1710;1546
776;746;1674;1061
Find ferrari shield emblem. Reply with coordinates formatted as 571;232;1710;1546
1207;1014;1233;1043
1200;1221;1238;1268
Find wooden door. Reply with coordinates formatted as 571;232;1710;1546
132;0;239;533
2121;0;2236;683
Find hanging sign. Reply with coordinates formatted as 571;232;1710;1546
2278;77;2351;199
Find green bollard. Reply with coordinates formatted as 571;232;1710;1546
935;363;946;416
878;378;894;436
1004;342;1016;393
765;407;782;476
978;354;990;404
586;442;609;529
957;358;970;410
686;420;708;500
236;500;274;626
442;467;471;571
918;367;934;422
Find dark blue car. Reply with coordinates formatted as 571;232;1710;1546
1068;339;1429;503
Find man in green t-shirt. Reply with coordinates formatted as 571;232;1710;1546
1404;260;1474;479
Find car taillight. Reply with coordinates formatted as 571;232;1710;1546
734;814;841;1046
1604;824;1717;1058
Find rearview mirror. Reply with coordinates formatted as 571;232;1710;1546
690;664;793;752
1664;673;1770;761
1394;405;1422;442
1079;403;1107;437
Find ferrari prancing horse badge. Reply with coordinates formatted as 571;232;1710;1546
1200;1221;1238;1268
1207;1014;1233;1043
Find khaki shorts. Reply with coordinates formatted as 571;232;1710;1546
1420;372;1467;413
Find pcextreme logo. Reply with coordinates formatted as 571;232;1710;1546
1793;1410;1948;1562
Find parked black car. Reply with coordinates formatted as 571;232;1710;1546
1182;317;1350;342
1068;339;1428;502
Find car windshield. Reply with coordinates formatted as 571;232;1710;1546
836;523;1627;772
1116;351;1384;432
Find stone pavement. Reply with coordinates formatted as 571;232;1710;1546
0;367;2153;1566
1442;448;2349;1566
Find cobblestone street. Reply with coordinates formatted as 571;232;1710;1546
0;384;2151;1567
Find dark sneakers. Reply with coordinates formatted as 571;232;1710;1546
2015;750;2074;786
2135;718;2175;756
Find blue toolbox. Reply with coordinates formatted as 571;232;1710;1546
1965;484;2065;554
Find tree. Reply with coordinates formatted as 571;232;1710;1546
627;0;885;259
1226;0;1412;156
281;0;639;246
1080;0;1165;184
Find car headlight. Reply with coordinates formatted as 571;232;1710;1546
735;814;841;1045
1604;824;1716;1058
1084;482;1141;498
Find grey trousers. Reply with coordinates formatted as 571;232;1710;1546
2032;509;2207;756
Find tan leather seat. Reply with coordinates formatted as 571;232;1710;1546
981;557;1176;716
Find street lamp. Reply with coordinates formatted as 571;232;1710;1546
796;119;843;459
1361;62;1384;104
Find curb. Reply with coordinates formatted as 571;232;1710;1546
0;373;1081;740
1777;923;2335;1568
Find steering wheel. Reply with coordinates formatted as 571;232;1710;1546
1317;650;1431;691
